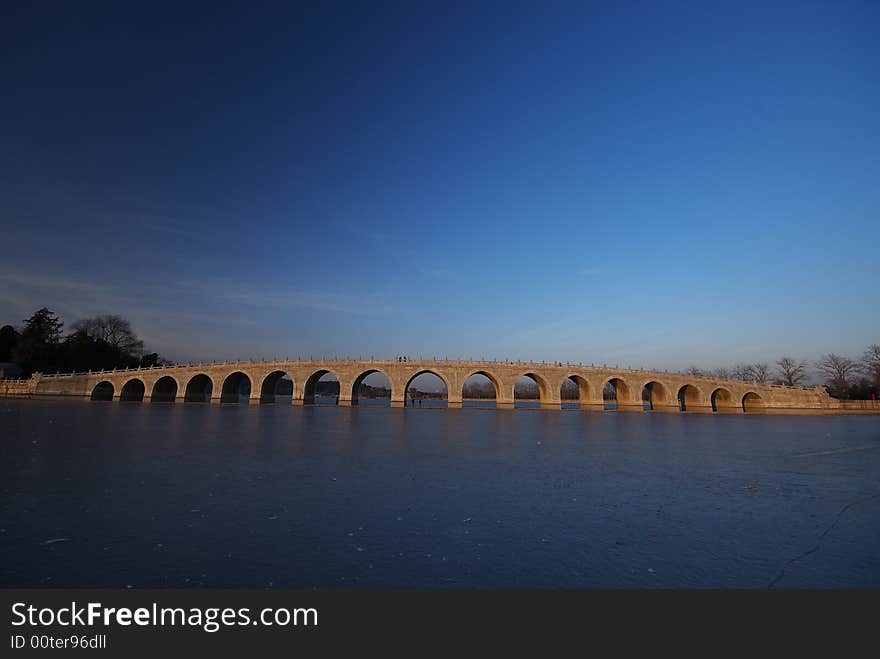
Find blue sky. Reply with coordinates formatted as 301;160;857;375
1;1;877;371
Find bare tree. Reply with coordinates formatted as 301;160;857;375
603;381;616;400
862;344;880;386
514;379;539;399
775;356;808;387
709;367;731;380
750;362;770;384
685;365;703;376
732;363;754;381
560;379;579;400
815;354;859;398
71;315;144;356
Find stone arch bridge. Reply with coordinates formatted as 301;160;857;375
19;358;835;413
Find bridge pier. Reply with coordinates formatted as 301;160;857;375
652;404;680;413
447;400;462;408
338;398;352;407
582;402;605;412
616;403;644;413
391;400;405;408
497;401;515;410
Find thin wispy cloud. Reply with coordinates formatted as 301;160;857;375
577;266;602;277
14;185;212;242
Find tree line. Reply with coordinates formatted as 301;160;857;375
0;308;167;377
684;346;880;399
462;379;546;399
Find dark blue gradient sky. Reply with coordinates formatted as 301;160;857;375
1;2;877;368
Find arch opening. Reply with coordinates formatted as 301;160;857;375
462;371;497;409
604;378;630;410
221;371;252;404
260;371;293;404
151;376;178;403
742;392;764;413
678;384;701;412
514;373;545;409
711;388;735;413
184;374;213;403
90;381;114;401
120;378;145;402
405;371;448;408
352;370;391;407
642;381;669;411
304;370;339;405
561;375;589;410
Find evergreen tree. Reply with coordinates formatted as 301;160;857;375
12;308;64;375
0;325;19;361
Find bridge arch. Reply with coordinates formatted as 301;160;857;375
120;378;145;402
221;371;252;404
404;369;449;407
742;391;764;413
603;377;631;410
711;387;736;412
351;369;392;406
151;375;179;403
462;370;500;408
561;374;590;409
184;373;214;403
259;371;294;404
641;380;670;411
90;380;114;401
303;369;340;405
677;384;703;411
514;372;548;408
